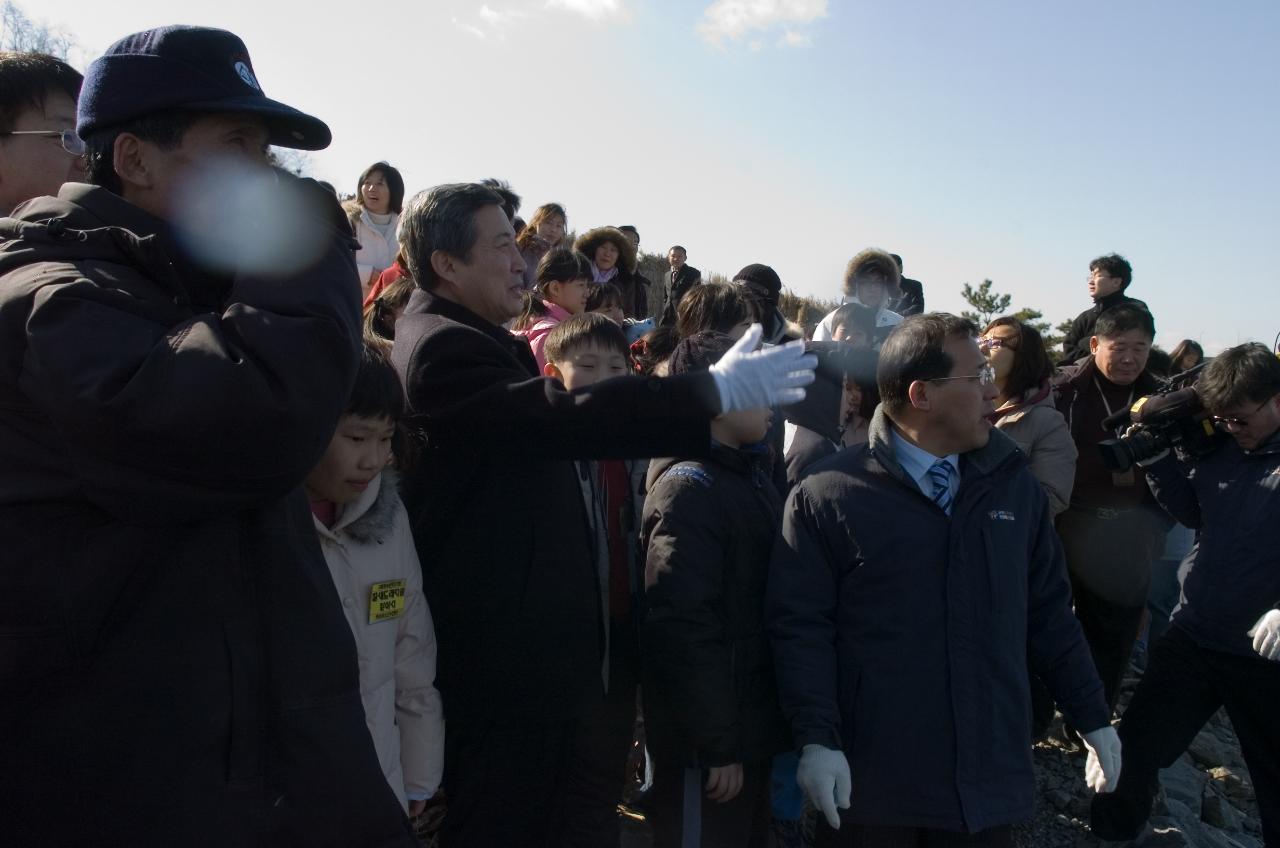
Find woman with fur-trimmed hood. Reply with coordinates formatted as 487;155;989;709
575;225;649;320
812;247;904;343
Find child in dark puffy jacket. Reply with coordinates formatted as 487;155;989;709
640;331;791;848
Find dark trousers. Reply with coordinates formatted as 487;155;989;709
1070;577;1146;711
1090;625;1280;845
649;760;771;848
1057;505;1164;713
561;660;640;848
816;821;1013;847
439;716;578;847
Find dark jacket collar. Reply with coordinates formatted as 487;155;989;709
403;288;538;375
1094;289;1134;311
2;183;231;309
867;405;1019;489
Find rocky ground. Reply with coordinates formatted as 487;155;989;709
1012;669;1263;848
419;669;1266;847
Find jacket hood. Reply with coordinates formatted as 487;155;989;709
843;247;902;297
867;405;1019;489
574;226;637;275
0;183;231;309
313;470;399;544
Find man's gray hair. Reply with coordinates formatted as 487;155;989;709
398;182;506;291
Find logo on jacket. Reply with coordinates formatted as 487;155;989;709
368;578;406;624
988;510;1016;521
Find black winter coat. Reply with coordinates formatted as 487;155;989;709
0;185;414;845
768;408;1109;833
640;446;791;767
1060;291;1150;363
391;290;719;723
1144;430;1280;657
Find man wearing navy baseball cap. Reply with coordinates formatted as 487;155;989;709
0;26;416;846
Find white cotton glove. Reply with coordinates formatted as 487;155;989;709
796;744;851;830
1081;726;1122;793
708;324;818;413
1247;609;1280;661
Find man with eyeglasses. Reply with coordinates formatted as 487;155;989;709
0;51;84;213
1060;253;1149;365
1091;342;1280;844
769;313;1118;847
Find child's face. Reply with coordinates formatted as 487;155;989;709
591;303;625;325
547;277;590;315
712;407;773;448
304;414;395;505
545;342;630;390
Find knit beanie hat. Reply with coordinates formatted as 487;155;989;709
668;331;736;376
733;263;783;307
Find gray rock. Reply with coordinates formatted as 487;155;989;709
1188;730;1229;769
1201;788;1245;832
1049;789;1073;812
1209;766;1255;802
1159;758;1207;817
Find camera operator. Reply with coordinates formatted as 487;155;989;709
1054;304;1169;712
1091;343;1280;844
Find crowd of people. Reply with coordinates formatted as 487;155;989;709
2;24;1278;848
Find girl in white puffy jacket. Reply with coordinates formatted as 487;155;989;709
305;342;443;815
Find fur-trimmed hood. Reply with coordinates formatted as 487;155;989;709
315;470;400;545
843;247;902;297
574;226;638;275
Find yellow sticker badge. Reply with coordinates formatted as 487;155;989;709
368;579;407;624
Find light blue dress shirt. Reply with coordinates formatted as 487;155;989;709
890;427;961;504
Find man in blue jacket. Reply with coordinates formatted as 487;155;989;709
769;313;1120;846
1091;343;1280;845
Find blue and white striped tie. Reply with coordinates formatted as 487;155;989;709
928;459;954;516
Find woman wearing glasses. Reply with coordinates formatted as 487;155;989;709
981;317;1077;516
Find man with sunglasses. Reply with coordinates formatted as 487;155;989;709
0;51;84;213
770;314;1117;847
1092;343;1280;845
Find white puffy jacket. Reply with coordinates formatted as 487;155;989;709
312;471;444;810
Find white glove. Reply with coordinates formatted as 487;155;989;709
796;744;851;830
1248;609;1280;661
709;324;817;413
1081;726;1122;793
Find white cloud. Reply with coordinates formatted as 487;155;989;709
545;0;628;21
697;0;827;47
478;4;529;26
451;16;488;39
778;29;811;48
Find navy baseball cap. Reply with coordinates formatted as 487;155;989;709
77;25;331;150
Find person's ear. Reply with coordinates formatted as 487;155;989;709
430;249;459;285
1090;336;1101;355
544;361;563;381
112;133;157;192
907;379;931;411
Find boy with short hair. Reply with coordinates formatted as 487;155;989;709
305;343;444;817
641;331;791;847
543;313;645;845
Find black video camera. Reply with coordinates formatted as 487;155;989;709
1098;364;1226;473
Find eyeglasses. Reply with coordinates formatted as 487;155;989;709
0;129;85;156
930;364;996;387
1211;397;1273;429
978;337;1017;352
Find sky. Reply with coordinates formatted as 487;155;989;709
39;0;1280;354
